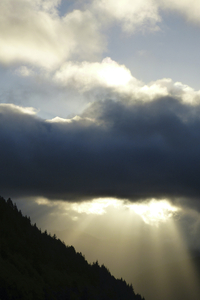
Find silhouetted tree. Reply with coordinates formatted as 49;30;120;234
0;196;145;300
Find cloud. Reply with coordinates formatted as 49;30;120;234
6;56;200;122
160;0;200;24
54;57;135;91
15;66;35;77
7;57;200;121
91;0;200;34
54;57;200;106
92;0;161;33
1;0;200;73
0;103;37;115
1;96;200;205
34;197;121;215
0;0;105;69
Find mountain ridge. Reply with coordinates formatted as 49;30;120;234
0;196;145;300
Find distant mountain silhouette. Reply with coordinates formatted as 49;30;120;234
0;196;145;300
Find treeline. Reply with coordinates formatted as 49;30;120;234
0;196;145;300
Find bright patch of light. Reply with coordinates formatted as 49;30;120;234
54;57;133;90
34;197;181;223
128;199;181;225
46;115;95;123
35;198;53;206
35;197;121;215
97;57;132;86
71;198;121;215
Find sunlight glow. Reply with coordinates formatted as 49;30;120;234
35;197;121;215
97;57;132;86
34;197;181;224
70;198;121;215
22;196;200;300
128;199;181;226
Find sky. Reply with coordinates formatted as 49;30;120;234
1;0;200;299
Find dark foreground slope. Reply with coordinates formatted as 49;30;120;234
0;196;145;300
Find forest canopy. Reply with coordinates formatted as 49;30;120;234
0;196;145;300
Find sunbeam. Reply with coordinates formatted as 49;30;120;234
14;197;200;300
130;203;200;300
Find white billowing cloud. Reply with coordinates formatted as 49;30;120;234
1;0;200;73
140;79;200;105
0;103;37;115
0;0;104;69
54;57;200;106
92;0;161;32
171;82;200;105
54;57;135;91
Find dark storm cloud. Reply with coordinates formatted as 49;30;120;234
1;97;200;202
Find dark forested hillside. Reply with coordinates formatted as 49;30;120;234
0;196;145;300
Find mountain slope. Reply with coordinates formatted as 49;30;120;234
0;196;145;300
